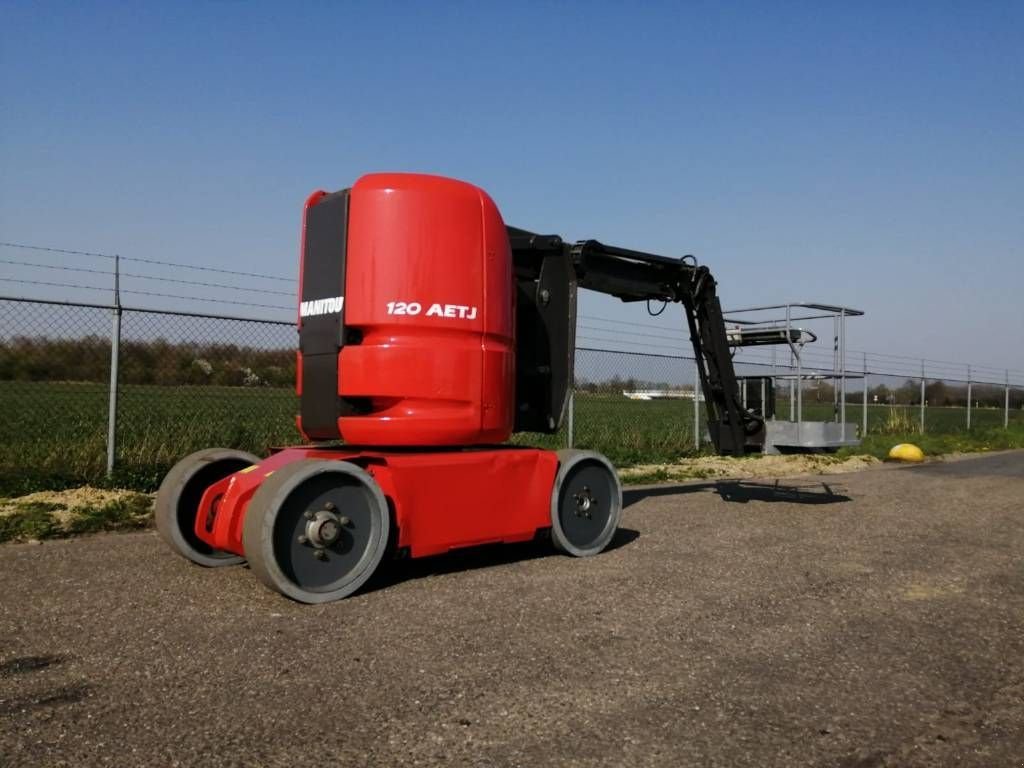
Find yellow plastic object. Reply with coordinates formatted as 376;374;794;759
888;443;925;462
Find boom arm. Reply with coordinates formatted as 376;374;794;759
508;227;765;456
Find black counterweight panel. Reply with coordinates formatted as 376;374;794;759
513;250;577;433
299;190;349;440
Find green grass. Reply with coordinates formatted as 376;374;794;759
515;395;707;465
0;381;298;495
66;494;154;535
0;501;64;541
1;381;1022;496
842;423;1024;460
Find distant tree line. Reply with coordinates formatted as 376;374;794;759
0;335;295;387
789;379;1022;409
858;380;1020;408
576;375;685;395
577;374;1021;408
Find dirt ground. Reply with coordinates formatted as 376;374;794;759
1;450;1021;767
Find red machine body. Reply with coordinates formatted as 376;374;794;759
297;173;516;445
156;173;626;604
194;447;558;559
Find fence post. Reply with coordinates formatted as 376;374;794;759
788;354;795;423
839;308;846;426
566;389;574;449
786;305;795;422
862;353;868;436
106;255;122;477
920;360;925;434
966;364;972;430
693;363;700;450
1005;370;1010;429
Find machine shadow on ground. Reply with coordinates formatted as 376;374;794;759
624;480;851;508
361;527;641;595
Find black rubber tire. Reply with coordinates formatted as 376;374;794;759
155;447;259;567
550;449;622;557
242;460;390;604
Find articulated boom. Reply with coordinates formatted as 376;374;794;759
509;229;765;455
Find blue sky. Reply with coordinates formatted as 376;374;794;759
1;2;1022;376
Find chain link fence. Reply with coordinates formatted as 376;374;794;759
0;299;113;490
568;348;699;465
114;308;298;489
2;296;1023;494
0;298;298;493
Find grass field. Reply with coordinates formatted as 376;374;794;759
1;381;1022;495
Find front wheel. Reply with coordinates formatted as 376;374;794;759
242;460;390;604
549;449;622;557
155;448;259;567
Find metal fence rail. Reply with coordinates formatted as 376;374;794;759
1;295;1022;493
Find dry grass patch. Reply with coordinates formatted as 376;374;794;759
0;486;154;543
620;453;881;484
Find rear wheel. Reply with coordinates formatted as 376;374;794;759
155;448;259;567
550;449;622;557
242;460;390;604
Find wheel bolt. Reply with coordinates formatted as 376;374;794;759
325;502;337;512
304;510;315;520
297;535;308;544
314;549;327;561
338;516;350;526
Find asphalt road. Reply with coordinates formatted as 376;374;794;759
2;451;1022;767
